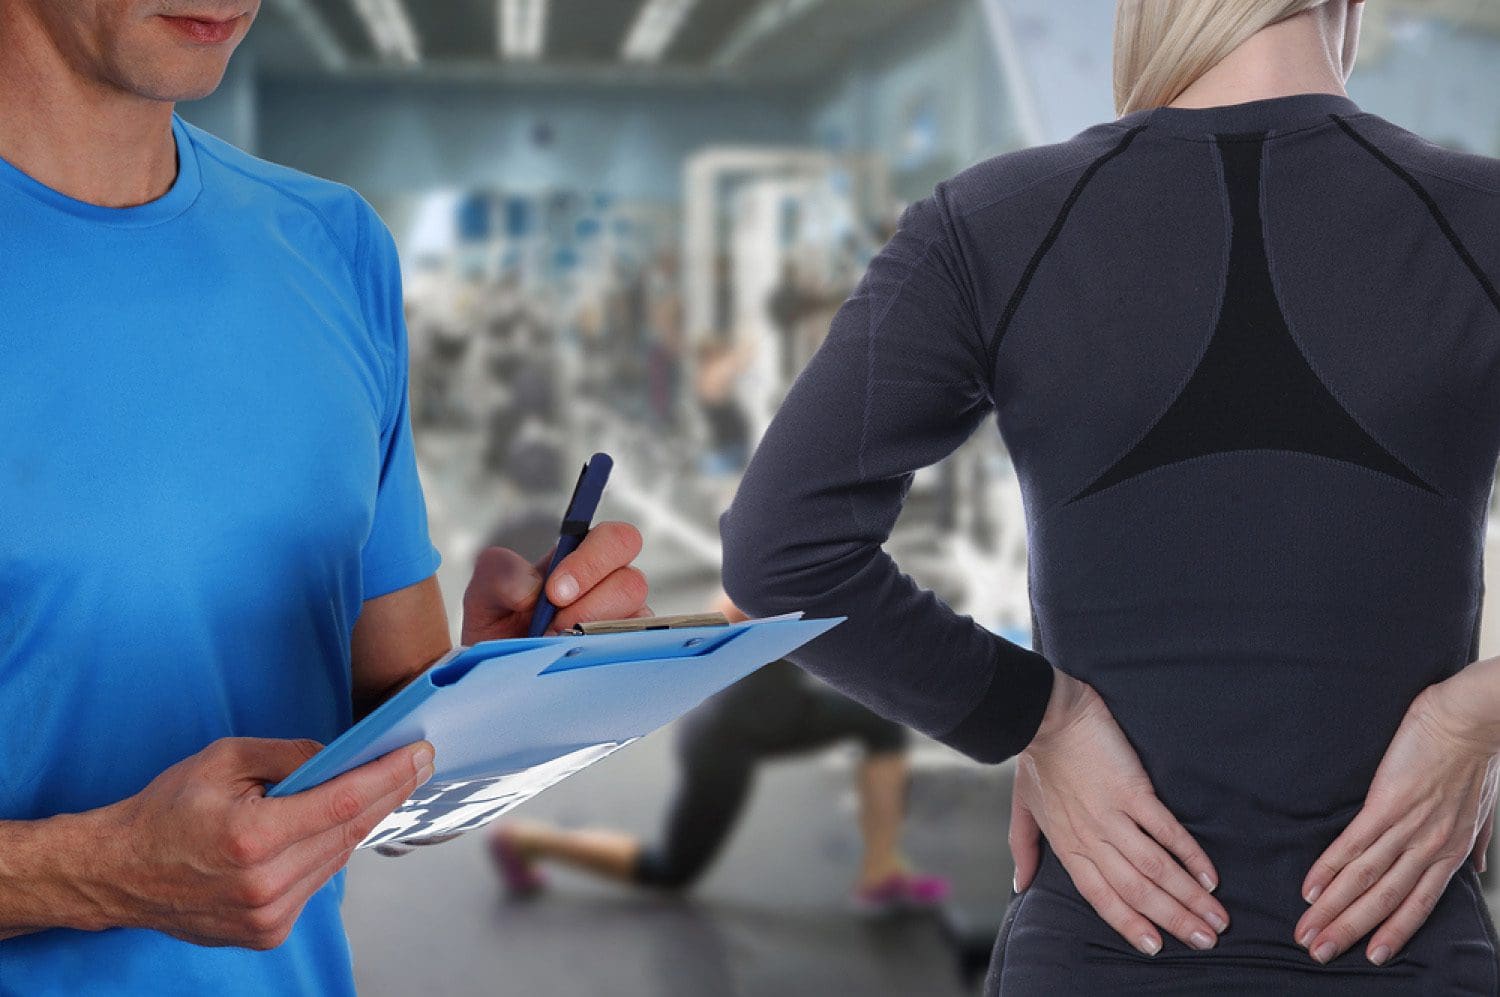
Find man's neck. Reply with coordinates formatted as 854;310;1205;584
0;5;177;208
1169;11;1349;110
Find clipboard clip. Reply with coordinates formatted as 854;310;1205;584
568;612;731;636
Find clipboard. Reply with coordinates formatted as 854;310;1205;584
267;613;842;850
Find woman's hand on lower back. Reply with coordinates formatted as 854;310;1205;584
1010;669;1229;956
1295;680;1500;967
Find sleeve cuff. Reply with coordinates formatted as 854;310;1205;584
936;643;1055;764
362;544;443;601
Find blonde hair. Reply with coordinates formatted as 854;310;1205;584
1113;0;1330;116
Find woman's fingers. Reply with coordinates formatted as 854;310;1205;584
1130;794;1220;894
1303;850;1430;964
1295;823;1404;948
1300;807;1385;905
1095;834;1221;951
1115;810;1229;934
1008;788;1042;893
1364;862;1454;965
1066;854;1164;956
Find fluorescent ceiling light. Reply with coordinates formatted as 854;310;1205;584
349;0;421;64
621;0;697;63
499;0;549;60
712;0;821;68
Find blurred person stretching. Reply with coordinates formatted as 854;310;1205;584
488;597;949;912
723;0;1500;993
0;2;650;994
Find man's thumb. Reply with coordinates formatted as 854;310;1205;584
221;737;323;785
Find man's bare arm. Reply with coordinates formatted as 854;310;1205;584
350;575;453;722
0;812;113;942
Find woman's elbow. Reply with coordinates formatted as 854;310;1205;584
719;509;779;617
721;500;824;619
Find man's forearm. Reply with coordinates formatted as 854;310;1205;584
0;811;118;940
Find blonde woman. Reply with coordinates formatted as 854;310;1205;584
722;0;1500;991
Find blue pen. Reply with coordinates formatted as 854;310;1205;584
528;452;614;638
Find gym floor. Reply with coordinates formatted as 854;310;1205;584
342;715;1005;996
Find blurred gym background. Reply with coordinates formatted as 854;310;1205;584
180;1;1500;993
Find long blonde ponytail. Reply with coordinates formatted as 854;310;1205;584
1113;0;1331;116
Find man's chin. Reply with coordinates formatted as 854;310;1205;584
117;60;233;103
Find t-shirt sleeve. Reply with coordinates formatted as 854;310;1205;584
719;189;1055;764
354;200;442;599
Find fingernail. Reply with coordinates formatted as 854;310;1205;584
1190;931;1214;950
1312;941;1336;964
416;763;435;786
1298;928;1316;948
1205;910;1227;933
1012;873;1020;893
505;577;542;606
1304;884;1322;903
411;743;435;772
1369;944;1391;966
1138;935;1161;956
552;574;579;603
1198;872;1217;892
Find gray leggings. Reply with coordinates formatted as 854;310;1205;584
633;659;908;890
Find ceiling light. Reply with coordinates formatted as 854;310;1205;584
349;0;420;64
621;0;697;63
712;0;821;68
499;0;549;60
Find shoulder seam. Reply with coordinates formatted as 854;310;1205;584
193;141;363;295
1332;113;1500;319
195;140;400;427
1343;116;1500;197
1404;161;1500;200
984;125;1147;376
957;127;1132;221
353;203;401;441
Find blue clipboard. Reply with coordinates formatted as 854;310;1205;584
267;614;842;849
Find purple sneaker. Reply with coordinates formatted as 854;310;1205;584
488;827;547;899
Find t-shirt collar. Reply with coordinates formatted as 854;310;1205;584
0;112;202;227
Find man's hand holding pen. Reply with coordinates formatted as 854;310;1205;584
460;522;652;644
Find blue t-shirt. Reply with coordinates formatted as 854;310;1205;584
0;114;441;995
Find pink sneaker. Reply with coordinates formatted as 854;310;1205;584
897;871;952;908
852;871;953;914
487;826;547;899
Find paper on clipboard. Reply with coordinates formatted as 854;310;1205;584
267;613;841;850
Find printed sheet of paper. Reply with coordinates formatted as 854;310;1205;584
360;739;636;851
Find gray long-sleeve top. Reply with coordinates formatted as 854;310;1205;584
719;93;1500;784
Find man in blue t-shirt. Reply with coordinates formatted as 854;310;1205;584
0;2;651;993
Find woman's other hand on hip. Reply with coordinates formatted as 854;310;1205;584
1295;678;1500;967
1010;668;1229;956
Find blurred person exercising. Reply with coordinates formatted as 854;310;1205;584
0;3;650;994
723;1;1500;992
488;597;949;912
695;335;755;476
